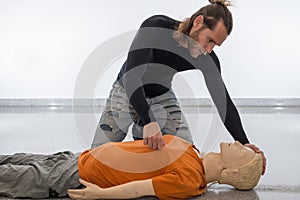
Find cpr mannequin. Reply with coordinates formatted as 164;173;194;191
68;136;263;199
0;135;262;199
203;141;263;190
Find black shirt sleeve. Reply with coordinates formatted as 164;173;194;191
201;52;250;144
119;16;164;125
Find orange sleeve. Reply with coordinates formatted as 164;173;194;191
152;169;206;200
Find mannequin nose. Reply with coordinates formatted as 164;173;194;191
234;141;242;146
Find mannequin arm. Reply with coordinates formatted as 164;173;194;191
68;178;155;199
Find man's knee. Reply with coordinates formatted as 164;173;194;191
95;123;127;142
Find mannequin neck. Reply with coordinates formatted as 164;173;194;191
202;152;224;183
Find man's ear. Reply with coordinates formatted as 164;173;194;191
226;168;240;178
193;15;204;29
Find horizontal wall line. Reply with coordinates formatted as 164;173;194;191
1;98;300;107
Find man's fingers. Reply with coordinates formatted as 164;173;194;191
143;127;165;150
250;145;259;152
158;139;164;150
158;138;166;150
152;137;158;150
150;134;167;150
152;142;158;150
258;151;267;175
144;138;148;145
260;151;267;175
158;141;164;150
145;136;166;150
147;138;153;149
245;144;260;153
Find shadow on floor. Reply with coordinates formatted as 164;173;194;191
0;185;269;200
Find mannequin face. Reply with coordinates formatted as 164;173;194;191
221;141;255;169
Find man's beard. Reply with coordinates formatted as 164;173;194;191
188;27;208;58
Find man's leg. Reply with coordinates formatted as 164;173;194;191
149;89;193;143
0;151;81;198
131;119;144;140
92;81;138;148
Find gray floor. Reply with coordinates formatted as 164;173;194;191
1;105;300;199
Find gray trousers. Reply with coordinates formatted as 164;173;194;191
0;151;81;198
92;81;193;148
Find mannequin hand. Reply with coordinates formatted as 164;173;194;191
244;144;266;175
143;122;166;150
68;179;102;200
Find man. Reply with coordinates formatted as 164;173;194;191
92;0;266;173
0;135;263;199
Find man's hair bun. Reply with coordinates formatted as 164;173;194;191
208;0;233;7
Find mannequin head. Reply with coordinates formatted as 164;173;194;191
219;141;263;190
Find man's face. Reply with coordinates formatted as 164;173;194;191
188;16;228;57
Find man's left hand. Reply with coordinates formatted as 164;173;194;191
244;143;266;175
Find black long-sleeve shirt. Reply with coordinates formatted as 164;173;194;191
116;15;249;144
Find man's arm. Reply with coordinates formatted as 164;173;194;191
200;53;249;144
68;178;155;200
121;17;167;149
200;52;266;174
121;16;163;126
202;68;266;174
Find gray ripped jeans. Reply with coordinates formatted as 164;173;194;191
0;151;81;198
92;81;193;148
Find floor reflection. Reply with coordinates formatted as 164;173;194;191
1;106;300;199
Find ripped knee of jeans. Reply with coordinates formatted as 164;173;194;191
100;124;113;132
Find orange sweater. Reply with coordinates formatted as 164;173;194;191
78;135;206;199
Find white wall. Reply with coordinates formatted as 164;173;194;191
0;0;299;99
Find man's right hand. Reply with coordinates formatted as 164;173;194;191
143;122;166;150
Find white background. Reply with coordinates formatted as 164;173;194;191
0;0;299;99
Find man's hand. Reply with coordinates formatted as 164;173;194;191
244;143;267;175
68;178;103;200
143;122;166;150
